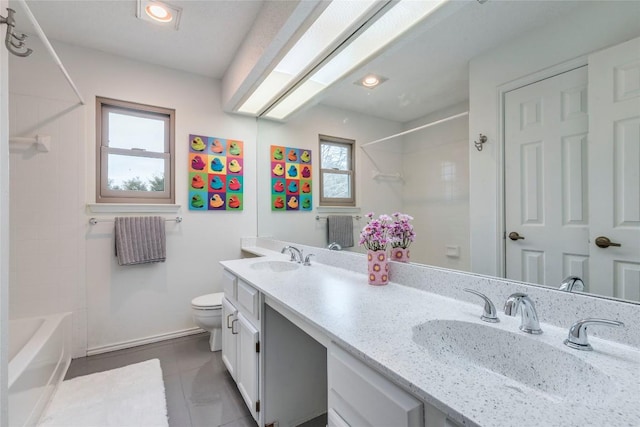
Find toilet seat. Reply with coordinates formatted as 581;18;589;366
191;292;223;309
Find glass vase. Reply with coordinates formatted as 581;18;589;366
367;250;389;286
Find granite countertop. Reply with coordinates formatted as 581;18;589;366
220;255;640;427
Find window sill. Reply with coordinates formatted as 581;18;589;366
87;203;181;214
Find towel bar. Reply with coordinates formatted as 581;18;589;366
315;215;361;221
89;216;182;225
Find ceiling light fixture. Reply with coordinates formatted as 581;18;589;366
136;0;182;30
357;74;388;89
263;0;449;121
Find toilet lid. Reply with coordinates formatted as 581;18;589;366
191;292;224;308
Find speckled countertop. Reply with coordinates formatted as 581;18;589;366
221;255;640;427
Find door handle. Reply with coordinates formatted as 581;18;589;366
508;231;525;241
226;313;234;328
595;236;621;248
231;319;239;335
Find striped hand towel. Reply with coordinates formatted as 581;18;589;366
327;215;354;248
114;216;166;266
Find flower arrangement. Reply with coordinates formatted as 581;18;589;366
358;212;392;251
389;212;415;249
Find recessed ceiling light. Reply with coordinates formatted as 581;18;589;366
356;74;388;89
137;0;182;30
146;3;172;23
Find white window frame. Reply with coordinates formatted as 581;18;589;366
319;135;356;207
96;97;175;204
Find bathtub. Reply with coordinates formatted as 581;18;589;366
8;313;72;427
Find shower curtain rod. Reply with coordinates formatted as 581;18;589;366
360;111;469;148
16;0;85;105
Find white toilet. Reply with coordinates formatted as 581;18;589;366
191;292;224;351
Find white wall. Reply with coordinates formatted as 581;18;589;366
401;103;469;269
468;1;640;277
256;105;402;250
9;40;257;355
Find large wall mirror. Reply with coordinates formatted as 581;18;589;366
256;0;640;304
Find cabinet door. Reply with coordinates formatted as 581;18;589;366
237;312;260;422
221;297;238;380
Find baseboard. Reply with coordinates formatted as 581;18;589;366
86;327;204;356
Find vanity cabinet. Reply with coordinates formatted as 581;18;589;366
222;270;261;423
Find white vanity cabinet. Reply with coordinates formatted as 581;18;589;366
222;270;261;423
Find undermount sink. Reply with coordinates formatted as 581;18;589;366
250;260;300;272
412;320;615;404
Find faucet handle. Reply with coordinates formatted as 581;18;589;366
303;253;315;266
464;289;499;323
281;246;296;262
559;276;584;292
564;318;624;351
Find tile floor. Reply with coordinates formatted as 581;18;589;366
65;333;256;427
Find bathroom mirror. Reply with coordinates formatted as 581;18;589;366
256;0;640;304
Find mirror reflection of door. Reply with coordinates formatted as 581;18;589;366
504;37;640;301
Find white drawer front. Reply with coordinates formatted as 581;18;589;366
222;269;237;300
328;344;423;427
237;279;259;320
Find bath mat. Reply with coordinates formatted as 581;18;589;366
38;359;168;427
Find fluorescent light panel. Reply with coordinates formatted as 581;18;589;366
265;0;448;120
238;0;379;115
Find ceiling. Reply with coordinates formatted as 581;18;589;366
12;0;585;123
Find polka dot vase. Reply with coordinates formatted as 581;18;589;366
392;247;410;263
367;250;389;286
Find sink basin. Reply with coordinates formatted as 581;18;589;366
412;320;615;404
250;260;300;272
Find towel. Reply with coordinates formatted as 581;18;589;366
327;215;354;248
114;216;166;266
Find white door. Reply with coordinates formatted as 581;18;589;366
588;37;640;301
505;66;590;286
236;312;260;422
221;297;237;380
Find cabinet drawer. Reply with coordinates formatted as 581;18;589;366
237;279;259;321
222;270;237;300
328;344;422;427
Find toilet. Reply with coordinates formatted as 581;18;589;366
191;292;224;351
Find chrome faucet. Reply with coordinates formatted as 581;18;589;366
281;245;303;263
327;242;342;250
564;318;624;351
464;289;499;323
303;253;315;266
504;293;542;334
559;276;584;292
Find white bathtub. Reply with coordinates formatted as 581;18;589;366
8;313;72;427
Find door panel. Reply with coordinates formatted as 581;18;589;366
588;36;640;301
505;66;590;286
221;297;237;380
236;312;259;422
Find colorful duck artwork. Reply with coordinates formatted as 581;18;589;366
300;150;311;163
191;175;204;189
228;196;241;209
228;178;241;191
191;136;206;151
211;158;224;172
210;176;224;190
189;134;244;211
274;197;285;209
229;142;242;156
210;194;225;208
228;159;242;173
191;155;206;171
287;196;298;209
191;194;204;208
269;145;312;211
210;139;224;153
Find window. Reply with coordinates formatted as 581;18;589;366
96;97;175;203
319;135;355;206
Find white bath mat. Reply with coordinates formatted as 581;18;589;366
38;359;168;427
